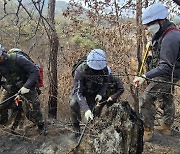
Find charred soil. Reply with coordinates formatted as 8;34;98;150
0;101;179;154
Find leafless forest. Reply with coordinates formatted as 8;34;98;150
0;0;179;153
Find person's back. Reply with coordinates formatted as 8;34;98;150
0;53;38;91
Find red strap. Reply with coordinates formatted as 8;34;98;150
160;26;180;43
15;99;19;106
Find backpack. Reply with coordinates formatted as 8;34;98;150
8;49;44;88
72;56;87;77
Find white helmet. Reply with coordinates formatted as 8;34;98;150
87;49;107;70
142;3;168;25
0;44;4;56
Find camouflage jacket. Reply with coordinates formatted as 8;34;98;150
105;75;124;101
72;62;109;111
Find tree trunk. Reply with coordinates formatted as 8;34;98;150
136;0;143;73
134;0;143;115
47;0;59;119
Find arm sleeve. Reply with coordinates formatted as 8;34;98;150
73;66;89;112
146;32;180;79
16;54;39;89
110;77;124;100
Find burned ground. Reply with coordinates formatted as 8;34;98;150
0;100;180;154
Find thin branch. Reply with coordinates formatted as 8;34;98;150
3;0;8;14
31;0;55;33
18;0;33;20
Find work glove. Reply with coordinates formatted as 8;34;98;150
18;87;30;94
14;95;21;101
133;74;146;86
85;109;94;121
106;96;115;108
95;94;102;102
107;96;113;102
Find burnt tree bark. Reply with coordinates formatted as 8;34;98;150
134;0;143;115
136;0;143;76
47;0;59;119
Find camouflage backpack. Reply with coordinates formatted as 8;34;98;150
8;48;44;89
71;56;87;77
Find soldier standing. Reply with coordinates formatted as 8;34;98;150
133;3;180;142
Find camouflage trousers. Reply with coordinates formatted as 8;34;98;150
0;88;44;128
140;77;178;129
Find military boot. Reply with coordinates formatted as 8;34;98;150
154;124;171;135
143;127;153;142
37;123;48;136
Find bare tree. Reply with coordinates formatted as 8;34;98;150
134;0;143;115
0;0;59;119
47;0;59;119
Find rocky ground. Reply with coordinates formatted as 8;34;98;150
0;101;179;154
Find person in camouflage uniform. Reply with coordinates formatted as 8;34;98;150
0;45;46;135
133;3;180;142
69;49;109;139
105;68;124;103
95;67;124;117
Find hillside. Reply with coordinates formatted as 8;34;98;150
12;0;69;15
